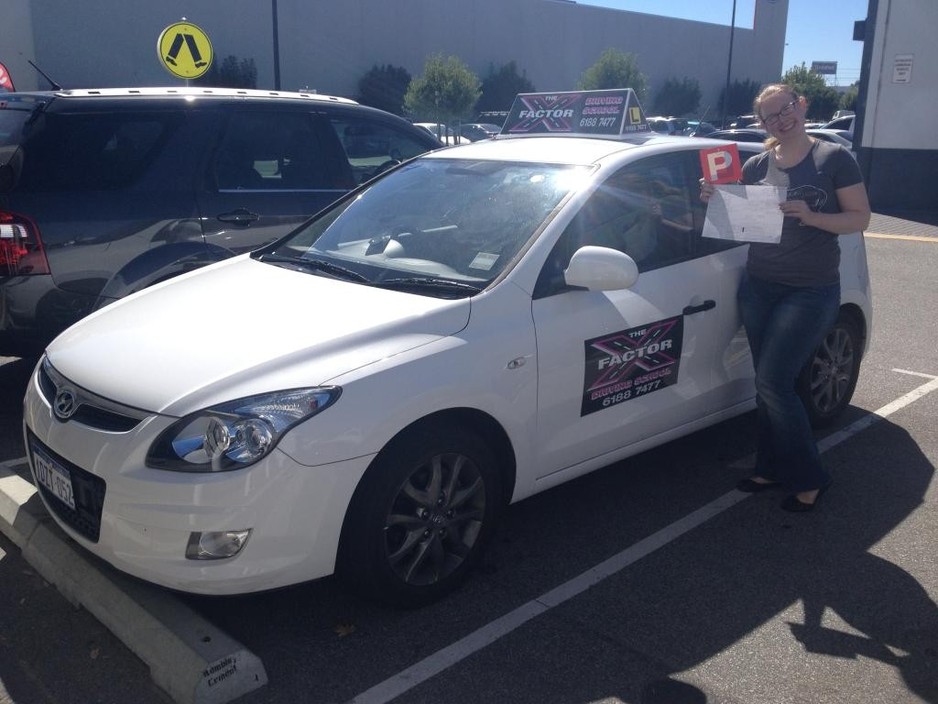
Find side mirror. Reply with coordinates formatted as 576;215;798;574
564;245;639;291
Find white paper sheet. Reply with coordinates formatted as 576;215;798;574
702;184;787;243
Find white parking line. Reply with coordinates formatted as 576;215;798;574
892;368;938;379
347;372;938;704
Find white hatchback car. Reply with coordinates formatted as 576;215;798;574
23;90;872;607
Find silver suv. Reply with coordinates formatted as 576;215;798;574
0;87;440;356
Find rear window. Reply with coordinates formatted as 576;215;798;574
16;111;182;191
0;106;34;150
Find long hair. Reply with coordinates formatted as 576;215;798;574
754;83;800;150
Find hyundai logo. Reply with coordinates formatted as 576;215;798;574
53;388;79;420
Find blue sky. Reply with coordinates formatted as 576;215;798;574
584;0;868;85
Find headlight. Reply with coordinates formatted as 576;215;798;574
146;387;340;472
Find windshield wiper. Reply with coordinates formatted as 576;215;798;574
376;277;483;296
256;254;369;283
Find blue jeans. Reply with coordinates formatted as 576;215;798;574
738;273;840;492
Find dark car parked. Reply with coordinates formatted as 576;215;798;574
702;128;768;143
0;87;441;357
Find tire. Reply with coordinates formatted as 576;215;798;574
337;422;502;607
798;311;862;428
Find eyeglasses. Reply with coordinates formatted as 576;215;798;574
762;99;799;127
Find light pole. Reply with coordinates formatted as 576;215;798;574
272;0;282;89
722;0;737;128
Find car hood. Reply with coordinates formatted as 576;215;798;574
46;256;471;416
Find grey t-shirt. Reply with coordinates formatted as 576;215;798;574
741;140;863;286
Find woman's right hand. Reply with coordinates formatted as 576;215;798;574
699;179;715;203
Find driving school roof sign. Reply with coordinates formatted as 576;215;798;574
501;89;649;137
158;21;213;79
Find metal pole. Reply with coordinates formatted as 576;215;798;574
272;0;282;89
722;0;737;128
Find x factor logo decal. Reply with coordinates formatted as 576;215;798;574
587;318;680;392
509;94;582;132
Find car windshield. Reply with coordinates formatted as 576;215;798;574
256;157;591;296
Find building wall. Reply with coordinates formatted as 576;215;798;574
856;0;938;210
0;0;36;90
11;0;787;116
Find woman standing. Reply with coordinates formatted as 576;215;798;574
702;84;871;512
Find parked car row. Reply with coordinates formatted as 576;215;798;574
821;113;855;140
648;116;718;137
414;121;502;145
0;87;443;357
701;126;855;152
652;111;854;140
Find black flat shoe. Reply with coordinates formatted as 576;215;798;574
736;477;782;493
780;483;831;513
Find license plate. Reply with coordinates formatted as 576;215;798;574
32;447;76;511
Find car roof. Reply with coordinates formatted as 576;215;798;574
3;86;357;106
711;128;766;134
421;132;686;165
706;128;767;142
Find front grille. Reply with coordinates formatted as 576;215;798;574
38;358;148;432
27;432;106;543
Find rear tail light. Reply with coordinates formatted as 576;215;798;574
0;210;49;275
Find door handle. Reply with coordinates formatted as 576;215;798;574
682;299;716;315
217;208;260;225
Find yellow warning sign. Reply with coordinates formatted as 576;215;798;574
158;21;213;79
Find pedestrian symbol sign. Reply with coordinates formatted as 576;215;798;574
158;21;213;79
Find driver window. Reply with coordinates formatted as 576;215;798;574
534;154;700;298
576;158;697;269
327;116;433;185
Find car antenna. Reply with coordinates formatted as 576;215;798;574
27;59;62;90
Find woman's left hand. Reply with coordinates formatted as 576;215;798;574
779;198;814;225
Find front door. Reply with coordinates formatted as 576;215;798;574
531;151;746;480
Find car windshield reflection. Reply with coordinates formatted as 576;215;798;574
257;158;592;296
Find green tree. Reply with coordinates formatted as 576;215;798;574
652;77;701;116
196;55;257;89
357;64;411;116
403;54;482;123
577;49;648;102
840;84;859;113
781;64;840;121
719;78;762;121
478;61;535;113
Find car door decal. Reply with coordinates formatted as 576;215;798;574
581;315;684;416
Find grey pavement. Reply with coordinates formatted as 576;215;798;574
868;210;938;237
0;459;267;704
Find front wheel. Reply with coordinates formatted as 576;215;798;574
337;422;502;607
798;311;862;428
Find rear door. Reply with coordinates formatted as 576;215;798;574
197;107;349;255
3;102;205;324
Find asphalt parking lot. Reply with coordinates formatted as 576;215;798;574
1;212;936;704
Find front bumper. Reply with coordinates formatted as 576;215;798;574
22;363;372;595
